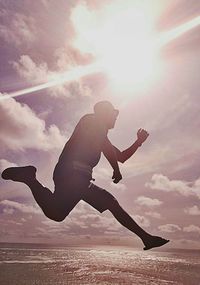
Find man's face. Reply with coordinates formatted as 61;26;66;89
107;109;119;129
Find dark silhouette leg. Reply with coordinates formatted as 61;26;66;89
25;179;65;221
1;166;67;222
108;200;169;250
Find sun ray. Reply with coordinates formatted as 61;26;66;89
1;15;200;101
0;63;99;101
157;16;200;47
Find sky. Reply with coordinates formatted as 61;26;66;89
0;0;200;249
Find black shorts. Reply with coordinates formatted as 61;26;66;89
82;183;118;213
53;170;117;215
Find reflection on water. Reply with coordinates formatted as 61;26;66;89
0;245;200;285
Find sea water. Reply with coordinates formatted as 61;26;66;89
0;244;200;285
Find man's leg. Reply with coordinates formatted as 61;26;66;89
1;166;67;222
108;199;169;250
83;184;169;250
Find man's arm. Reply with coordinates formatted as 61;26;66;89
113;129;149;163
102;138;122;183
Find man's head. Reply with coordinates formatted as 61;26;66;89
94;101;119;129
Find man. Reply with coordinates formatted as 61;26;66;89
2;101;169;250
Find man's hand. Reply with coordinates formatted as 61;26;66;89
137;128;149;145
112;169;122;184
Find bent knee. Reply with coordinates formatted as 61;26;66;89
44;210;69;222
51;214;66;222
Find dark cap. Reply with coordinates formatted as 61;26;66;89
94;101;119;116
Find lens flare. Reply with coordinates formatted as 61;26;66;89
1;13;200;101
0;63;99;101
157;16;200;47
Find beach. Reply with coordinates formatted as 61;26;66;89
0;244;200;285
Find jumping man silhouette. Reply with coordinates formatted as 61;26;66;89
2;101;169;250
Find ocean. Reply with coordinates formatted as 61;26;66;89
0;244;200;285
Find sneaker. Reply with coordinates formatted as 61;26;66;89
1;166;36;183
143;236;169;250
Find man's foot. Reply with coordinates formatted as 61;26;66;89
143;235;169;251
1;166;36;183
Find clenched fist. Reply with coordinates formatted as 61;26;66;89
137;128;149;145
112;169;122;184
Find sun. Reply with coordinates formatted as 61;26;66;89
2;2;199;101
71;2;161;92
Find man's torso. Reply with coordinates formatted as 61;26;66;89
54;114;107;179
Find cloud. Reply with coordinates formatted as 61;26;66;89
11;55;66;97
93;166;110;180
3;208;15;215
132;215;150;228
12;54;93;97
54;45;93;72
0;159;18;172
158;224;181;233
145;211;161;219
183;225;200;234
41;201;122;236
135;196;163;207
70;207;121;233
12;55;49;84
0;94;66;151
0;0;200;246
147;93;192;132
0;200;41;215
146;174;200;199
121;144;179;179
0;12;36;46
110;182;127;192
184;205;200;216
